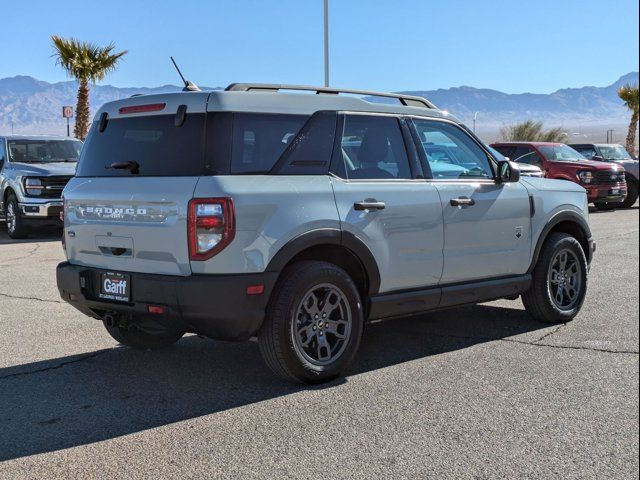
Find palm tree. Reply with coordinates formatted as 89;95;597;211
500;120;566;143
617;84;639;156
51;36;127;139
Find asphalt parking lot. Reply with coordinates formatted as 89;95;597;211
0;207;638;479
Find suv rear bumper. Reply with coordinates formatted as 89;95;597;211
56;262;278;341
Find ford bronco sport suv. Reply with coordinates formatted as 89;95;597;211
491;141;627;211
0;135;82;238
568;143;639;209
56;84;595;383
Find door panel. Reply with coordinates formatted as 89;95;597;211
332;178;444;293
435;181;531;283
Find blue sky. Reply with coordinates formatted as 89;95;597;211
1;0;638;93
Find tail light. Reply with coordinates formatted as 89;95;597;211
188;198;235;261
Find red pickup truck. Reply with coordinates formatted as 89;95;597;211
491;142;627;210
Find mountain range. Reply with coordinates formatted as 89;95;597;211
0;72;637;137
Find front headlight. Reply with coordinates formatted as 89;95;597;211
578;171;593;184
23;177;44;196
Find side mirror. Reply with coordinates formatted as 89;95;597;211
497;160;520;183
592;155;605;162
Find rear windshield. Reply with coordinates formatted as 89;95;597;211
76;113;205;177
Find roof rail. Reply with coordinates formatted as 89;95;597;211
224;83;437;109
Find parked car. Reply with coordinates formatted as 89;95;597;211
487;146;544;177
490;142;627;210
568;143;639;208
57;84;595;383
0;135;82;238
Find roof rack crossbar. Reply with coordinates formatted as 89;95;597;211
224;83;437;109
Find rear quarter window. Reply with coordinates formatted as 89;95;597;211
76;113;206;177
229;113;309;174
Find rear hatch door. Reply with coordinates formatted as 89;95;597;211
63;94;210;276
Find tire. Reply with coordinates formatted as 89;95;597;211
5;194;28;239
620;179;638;209
258;261;364;384
522;232;588;324
103;320;184;350
593;201;616;211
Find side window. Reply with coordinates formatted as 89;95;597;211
337;115;411;180
230;113;309;174
273;111;337;175
412;119;493;179
574;146;596;160
0;139;5;163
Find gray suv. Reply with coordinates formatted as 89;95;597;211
56;84;595;383
0;135;82;238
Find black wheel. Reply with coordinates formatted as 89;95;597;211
593;201;616;211
258;261;364;384
103;320;184;350
522;232;588;323
620;179;638;208
5;194;28;239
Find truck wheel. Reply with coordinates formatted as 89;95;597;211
5;194;28;239
620;179;638;208
522;232;588;323
593;201;616;211
259;261;364;384
103;320;184;350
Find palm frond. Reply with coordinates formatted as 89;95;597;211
51;35;127;83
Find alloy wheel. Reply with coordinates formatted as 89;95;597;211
291;283;352;366
548;249;582;310
6;202;16;234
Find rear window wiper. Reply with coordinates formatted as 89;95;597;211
106;161;140;174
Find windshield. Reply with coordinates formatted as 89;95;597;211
538;144;586;162
599;145;632;160
487;146;507;161
8;139;82;163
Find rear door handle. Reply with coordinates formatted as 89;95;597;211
450;197;476;207
354;200;386;211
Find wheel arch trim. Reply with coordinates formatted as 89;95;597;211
265;228;381;295
528;210;592;273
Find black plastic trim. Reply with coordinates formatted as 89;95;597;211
265;228;381;295
56;262;278;341
369;274;532;320
528;211;593;273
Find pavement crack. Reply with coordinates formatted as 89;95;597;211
535;324;565;343
0;244;41;265
0;349;111;380
0;292;63;304
427;331;639;355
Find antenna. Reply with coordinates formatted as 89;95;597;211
170;56;201;92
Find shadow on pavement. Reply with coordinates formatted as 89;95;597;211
0;220;61;245
0;303;545;461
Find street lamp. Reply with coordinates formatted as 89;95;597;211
323;0;329;87
606;129;614;143
473;111;479;133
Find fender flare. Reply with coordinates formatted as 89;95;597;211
265;228;381;295
528;210;592;273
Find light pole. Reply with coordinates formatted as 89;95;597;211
473;111;479;134
606;129;614;143
323;0;329;87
